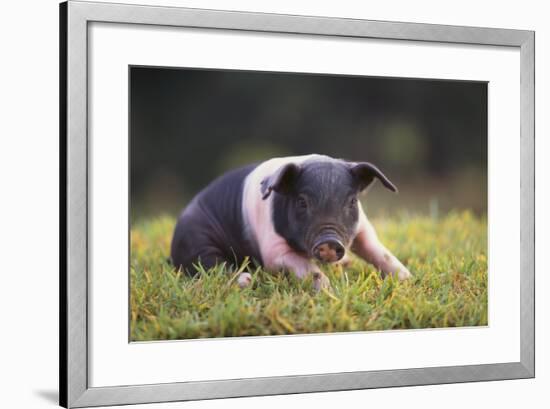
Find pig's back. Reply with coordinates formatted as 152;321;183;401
176;163;261;268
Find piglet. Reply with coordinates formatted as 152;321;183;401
171;154;411;290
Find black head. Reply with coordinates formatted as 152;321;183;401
261;157;397;263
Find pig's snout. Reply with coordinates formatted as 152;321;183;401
313;239;345;263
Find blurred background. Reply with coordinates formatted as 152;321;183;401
130;66;487;220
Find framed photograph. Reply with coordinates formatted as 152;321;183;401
60;1;534;407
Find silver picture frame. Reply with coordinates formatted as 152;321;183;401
60;1;535;407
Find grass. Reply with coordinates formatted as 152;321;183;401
130;211;487;341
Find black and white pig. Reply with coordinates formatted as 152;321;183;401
170;154;411;290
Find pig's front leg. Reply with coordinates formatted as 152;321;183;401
264;249;330;291
352;205;411;281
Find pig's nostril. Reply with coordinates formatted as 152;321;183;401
313;239;345;263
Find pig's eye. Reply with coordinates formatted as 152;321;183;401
348;197;358;208
297;196;308;210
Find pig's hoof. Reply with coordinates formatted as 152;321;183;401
397;268;412;281
237;272;252;288
312;272;331;292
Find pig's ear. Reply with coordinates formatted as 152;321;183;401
349;162;398;193
260;163;301;200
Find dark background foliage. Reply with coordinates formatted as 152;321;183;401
130;66;487;219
